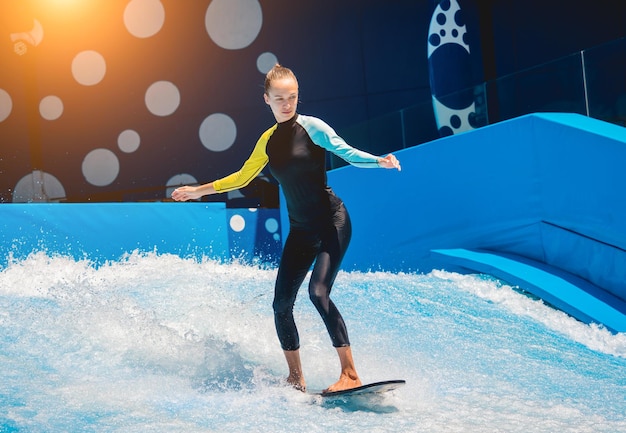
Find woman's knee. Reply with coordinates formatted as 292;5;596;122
308;282;329;309
273;293;296;315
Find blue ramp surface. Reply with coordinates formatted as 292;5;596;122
431;248;626;333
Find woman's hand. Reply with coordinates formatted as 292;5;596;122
171;185;202;201
378;154;401;171
172;183;218;201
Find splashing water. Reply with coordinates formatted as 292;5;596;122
1;252;625;432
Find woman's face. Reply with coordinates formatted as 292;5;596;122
264;77;298;123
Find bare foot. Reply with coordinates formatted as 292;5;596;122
322;346;362;393
283;350;306;392
286;373;306;392
323;371;362;394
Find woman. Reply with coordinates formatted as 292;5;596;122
172;65;401;393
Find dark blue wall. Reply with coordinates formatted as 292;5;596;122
489;0;626;76
1;1;624;203
0;1;430;203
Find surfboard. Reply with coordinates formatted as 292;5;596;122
316;380;405;398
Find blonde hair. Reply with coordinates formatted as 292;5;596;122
264;64;298;94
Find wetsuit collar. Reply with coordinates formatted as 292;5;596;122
277;113;298;126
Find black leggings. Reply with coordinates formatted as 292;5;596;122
272;203;352;351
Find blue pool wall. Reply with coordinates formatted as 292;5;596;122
0;203;282;266
327;113;626;287
1;113;624;330
320;112;626;328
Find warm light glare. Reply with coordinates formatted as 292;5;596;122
34;0;96;17
43;0;84;7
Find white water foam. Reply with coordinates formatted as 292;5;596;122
1;252;625;432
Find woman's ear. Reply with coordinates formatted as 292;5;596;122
263;93;270;105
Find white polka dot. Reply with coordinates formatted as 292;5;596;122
124;0;165;38
199;113;237;152
0;89;12;122
230;214;246;232
265;217;278;233
145;81;180;116
427;0;469;58
82;148;119;186
72;50;106;86
39;95;64;120
13;170;66;203
205;0;263;50
257;52;277;74
165;173;197;198
118;129;140;153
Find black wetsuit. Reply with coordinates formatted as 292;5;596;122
213;114;380;350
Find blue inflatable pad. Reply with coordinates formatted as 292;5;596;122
431;248;626;333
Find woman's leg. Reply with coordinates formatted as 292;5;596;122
308;204;362;392
283;348;305;392
273;229;317;391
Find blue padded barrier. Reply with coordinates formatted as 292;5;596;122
0;203;283;269
319;113;626;331
0;203;230;267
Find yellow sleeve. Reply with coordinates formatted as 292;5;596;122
212;125;276;193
